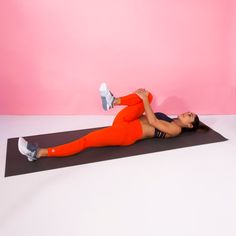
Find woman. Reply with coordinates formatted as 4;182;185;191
18;83;204;162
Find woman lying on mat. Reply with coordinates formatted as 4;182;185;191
18;83;208;162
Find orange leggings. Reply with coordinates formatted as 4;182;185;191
47;92;153;157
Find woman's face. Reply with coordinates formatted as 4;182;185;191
178;112;196;128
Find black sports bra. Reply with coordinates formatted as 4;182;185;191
153;112;173;138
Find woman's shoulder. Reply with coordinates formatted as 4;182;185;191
166;123;182;138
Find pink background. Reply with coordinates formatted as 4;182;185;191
0;0;235;115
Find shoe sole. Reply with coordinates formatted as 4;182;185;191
18;137;28;155
99;82;109;96
101;96;109;110
99;82;115;111
18;138;35;162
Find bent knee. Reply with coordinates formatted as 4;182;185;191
148;92;153;103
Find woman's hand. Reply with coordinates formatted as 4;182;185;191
134;88;149;100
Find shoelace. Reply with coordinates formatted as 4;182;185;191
27;142;39;158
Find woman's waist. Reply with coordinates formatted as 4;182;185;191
139;119;155;139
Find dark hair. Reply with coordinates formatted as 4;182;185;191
192;115;200;131
183;115;210;133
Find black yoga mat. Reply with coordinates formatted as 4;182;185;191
5;122;228;177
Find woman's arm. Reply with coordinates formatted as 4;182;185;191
142;96;156;125
135;89;180;137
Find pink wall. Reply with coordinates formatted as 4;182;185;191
0;0;235;115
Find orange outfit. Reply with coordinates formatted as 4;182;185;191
47;92;153;157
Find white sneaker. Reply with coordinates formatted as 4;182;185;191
99;82;115;111
18;137;38;162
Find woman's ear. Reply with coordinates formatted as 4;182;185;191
188;123;193;128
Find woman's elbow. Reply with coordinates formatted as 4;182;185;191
149;119;157;127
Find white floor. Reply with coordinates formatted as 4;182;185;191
0;115;236;236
